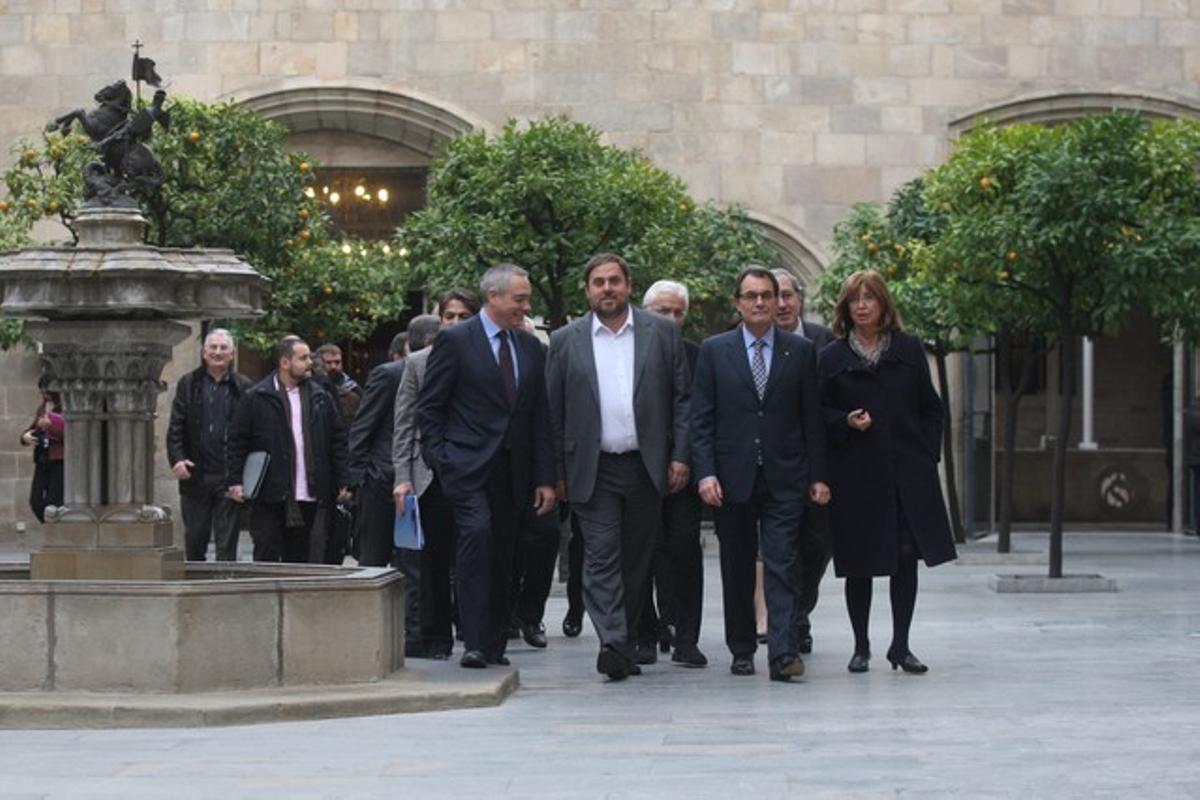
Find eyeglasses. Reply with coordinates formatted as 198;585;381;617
738;291;776;303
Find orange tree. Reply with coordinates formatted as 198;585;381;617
396;115;772;333
0;95;409;352
922;112;1200;577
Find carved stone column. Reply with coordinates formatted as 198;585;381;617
29;319;191;581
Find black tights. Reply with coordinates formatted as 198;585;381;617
844;551;919;657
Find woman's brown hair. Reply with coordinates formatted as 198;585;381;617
830;269;903;338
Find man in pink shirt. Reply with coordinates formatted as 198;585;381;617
228;336;349;563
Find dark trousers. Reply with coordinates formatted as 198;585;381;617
180;474;241;561
513;504;561;627
566;511;584;620
250;500;318;563
643;487;704;647
419;477;458;654
573;452;661;658
28;459;63;524
355;478;396;568
791;506;831;639
1190;465;1200;533
448;452;518;658
714;469;803;664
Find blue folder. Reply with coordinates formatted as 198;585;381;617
393;494;424;550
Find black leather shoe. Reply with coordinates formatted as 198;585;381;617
730;656;755;676
520;621;548;649
847;651;870;673
797;633;813;655
460;650;487;669
769;654;805;682
886;648;929;674
671;643;708;668
486;654;511;666
627;662;642;676
597;645;629;681
562;611;583;638
634;641;658;665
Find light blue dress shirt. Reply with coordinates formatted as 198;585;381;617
741;324;775;375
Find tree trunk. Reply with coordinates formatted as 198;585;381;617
934;345;965;543
1049;320;1075;579
996;329;1044;554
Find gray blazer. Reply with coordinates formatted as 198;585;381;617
392;346;434;498
546;306;691;505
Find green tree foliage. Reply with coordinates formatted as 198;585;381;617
922;112;1200;576
0;96;410;352
397;116;773;331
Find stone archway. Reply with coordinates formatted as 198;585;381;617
949;89;1200;528
228;78;487;156
950;89;1200;138
743;210;829;292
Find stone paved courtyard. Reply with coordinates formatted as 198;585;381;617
0;531;1198;798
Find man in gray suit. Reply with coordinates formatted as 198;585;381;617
773;269;833;656
546;253;691;681
392;290;479;658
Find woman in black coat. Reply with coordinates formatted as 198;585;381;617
817;269;956;674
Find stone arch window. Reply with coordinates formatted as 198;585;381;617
950;90;1200;138
744;210;829;315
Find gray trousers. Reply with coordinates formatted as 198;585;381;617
573;452;661;658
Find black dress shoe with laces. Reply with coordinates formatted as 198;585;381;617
460;650;487;669
520;621;548;649
562;611;584;638
847;651;870;673
486;654;511;666
671;643;708;667
730;656;755;676
886;648;929;674
769;655;805;682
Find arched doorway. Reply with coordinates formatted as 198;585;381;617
949;91;1200;529
228;80;485;377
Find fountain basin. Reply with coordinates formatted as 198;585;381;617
0;563;405;693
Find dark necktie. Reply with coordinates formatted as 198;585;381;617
751;339;768;401
497;329;517;406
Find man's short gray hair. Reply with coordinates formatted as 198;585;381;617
406;314;441;351
204;327;235;348
480;263;529;297
772;269;803;297
642;280;690;309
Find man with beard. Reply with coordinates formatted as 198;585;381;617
228;336;349;563
315;343;361;424
546;254;691;681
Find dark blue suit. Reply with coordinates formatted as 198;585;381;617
690;325;827;664
416;315;554;658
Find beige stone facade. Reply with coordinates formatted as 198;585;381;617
0;0;1198;534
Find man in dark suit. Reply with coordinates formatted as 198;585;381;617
546;254;691;681
690;266;830;682
774;269;834;656
417;264;557;669
640;279;707;668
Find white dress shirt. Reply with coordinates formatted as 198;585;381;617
592;311;639;454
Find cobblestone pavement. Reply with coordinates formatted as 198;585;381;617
1;531;1198;799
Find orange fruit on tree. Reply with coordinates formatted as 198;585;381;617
298;229;311;240
187;131;201;144
298;161;311;173
979;176;991;190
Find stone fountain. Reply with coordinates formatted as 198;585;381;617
0;67;513;727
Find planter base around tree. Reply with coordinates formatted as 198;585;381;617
989;574;1118;593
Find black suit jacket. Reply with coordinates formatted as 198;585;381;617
690;326;827;505
346;358;406;487
416;315;554;506
801;320;834;354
